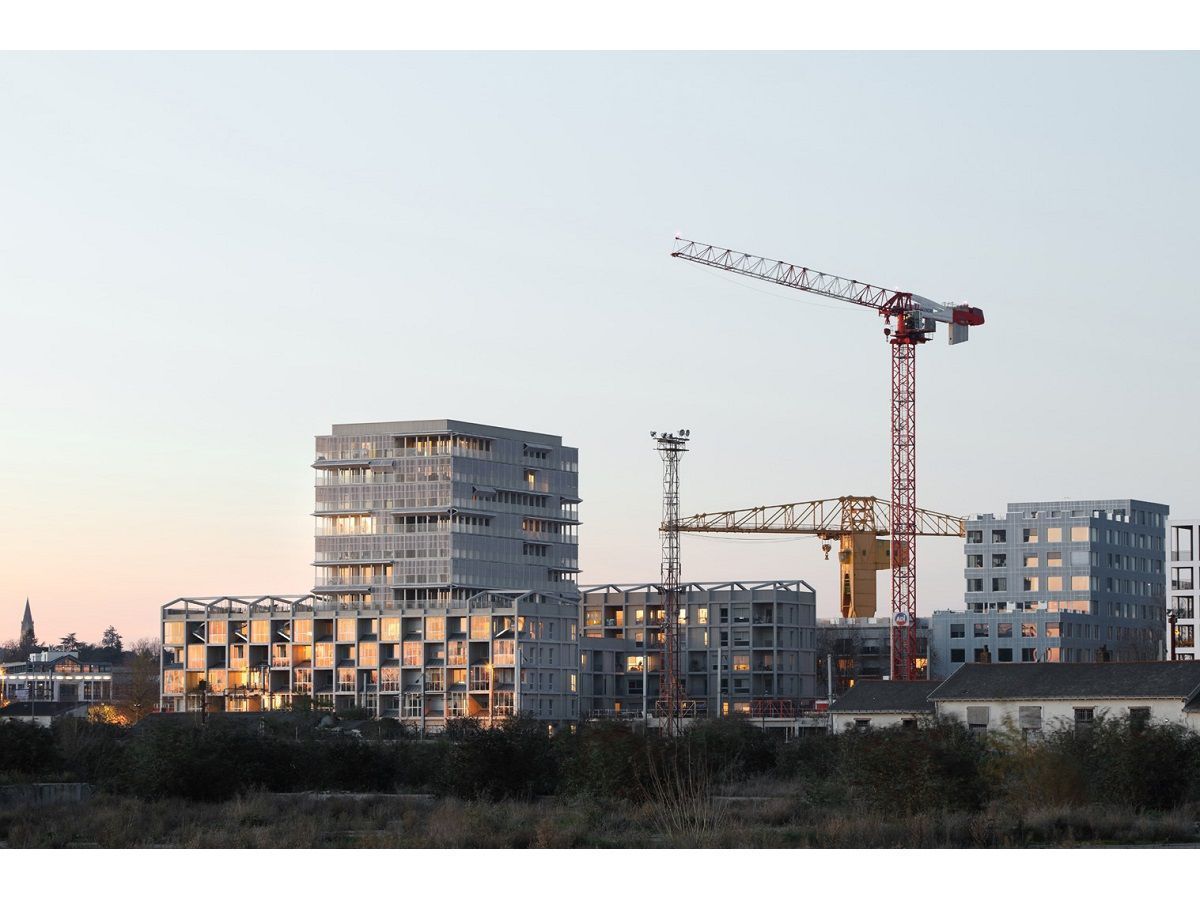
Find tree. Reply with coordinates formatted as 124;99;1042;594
0;640;22;663
101;626;123;653
58;633;82;652
118;638;161;723
18;627;39;655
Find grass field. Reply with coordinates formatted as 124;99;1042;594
2;790;1197;849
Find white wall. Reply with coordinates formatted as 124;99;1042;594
830;710;930;730
936;697;1190;732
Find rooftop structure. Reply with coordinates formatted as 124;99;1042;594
0;651;113;706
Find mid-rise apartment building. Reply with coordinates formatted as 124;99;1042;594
1168;518;1199;660
930;498;1168;678
161;420;582;726
817;616;931;694
580;581;817;717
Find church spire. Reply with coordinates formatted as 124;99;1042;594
20;598;35;646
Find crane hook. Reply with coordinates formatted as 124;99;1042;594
821;542;832;560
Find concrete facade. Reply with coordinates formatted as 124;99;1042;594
580;581;817;718
160;419;583;726
932;499;1168;679
817;617;931;693
1168;518;1199;660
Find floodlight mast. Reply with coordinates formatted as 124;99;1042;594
653;430;690;733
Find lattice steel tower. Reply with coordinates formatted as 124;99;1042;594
652;429;690;735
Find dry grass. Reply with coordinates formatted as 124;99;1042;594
0;791;1197;848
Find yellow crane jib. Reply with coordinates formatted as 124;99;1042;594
669;496;965;620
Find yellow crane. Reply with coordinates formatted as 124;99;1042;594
675;496;964;619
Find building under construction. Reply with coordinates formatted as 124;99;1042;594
580;581;817;721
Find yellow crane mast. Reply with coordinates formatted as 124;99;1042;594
674;497;964;619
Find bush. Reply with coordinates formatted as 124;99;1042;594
0;720;60;782
435;716;555;801
556;720;651;801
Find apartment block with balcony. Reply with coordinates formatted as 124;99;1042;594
312;419;580;605
579;581;817;718
159;592;580;726
1168;519;1200;660
931;498;1168;678
160;419;582;727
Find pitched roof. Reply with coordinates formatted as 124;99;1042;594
928;662;1200;702
0;701;89;718
829;680;938;714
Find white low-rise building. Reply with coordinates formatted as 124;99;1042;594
928;661;1200;734
828;680;937;731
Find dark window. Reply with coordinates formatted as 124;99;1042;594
1074;707;1095;732
974;623;989;637
950;623;965;638
1021;647;1036;662
998;622;1013;638
998;647;1013;662
992;553;1007;567
950;648;965;663
1129;707;1151;731
967;530;983;544
992;530;1007;543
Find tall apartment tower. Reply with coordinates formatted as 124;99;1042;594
160;420;583;726
930;498;1168;678
313;419;580;604
1168;518;1199;660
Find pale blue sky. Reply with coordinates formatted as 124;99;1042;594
1;52;1196;642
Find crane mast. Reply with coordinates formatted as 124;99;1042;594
671;239;984;681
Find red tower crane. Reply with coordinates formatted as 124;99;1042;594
671;239;984;680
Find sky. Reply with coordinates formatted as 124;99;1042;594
0;52;1197;645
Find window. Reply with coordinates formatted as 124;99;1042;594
1046;527;1062;542
1023;528;1039;543
1021;648;1036;662
1045;622;1061;637
1176;624;1195;648
1074;707;1095;732
336;619;356;642
950;623;965;638
992;553;1007;567
967;554;984;568
974;623;989;637
950;648;965;662
974;647;991;662
1021;623;1036;637
1071;526;1090;542
992;529;1007;543
853;718;871;731
998;622;1013;638
967;579;984;593
992;577;1007;592
1046;576;1063;591
1173;568;1194;591
967;530;983;544
1018;705;1042;735
1071;576;1089;591
1024;554;1039;568
1023;577;1039;592
1046;552;1062;568
998;647;1013;662
966;706;989;733
1172;526;1194;562
1175;597;1195;618
1128;707;1151;731
426;617;446;640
